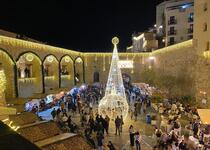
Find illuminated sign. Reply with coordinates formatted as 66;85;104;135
118;60;133;68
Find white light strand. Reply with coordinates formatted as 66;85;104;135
98;37;128;120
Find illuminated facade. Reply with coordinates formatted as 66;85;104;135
0;0;209;108
156;0;194;46
127;32;158;52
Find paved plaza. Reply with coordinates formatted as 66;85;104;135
38;105;156;150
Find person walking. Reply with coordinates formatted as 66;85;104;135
129;125;135;147
115;116;121;135
97;131;104;150
135;131;141;150
105;115;110;134
120;115;124;133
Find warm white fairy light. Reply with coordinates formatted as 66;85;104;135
64;56;70;63
0;70;6;98
76;57;82;63
26;54;34;62
103;55;106;71
47;56;54;63
98;37;128;120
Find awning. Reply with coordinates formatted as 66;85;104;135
197;109;210;124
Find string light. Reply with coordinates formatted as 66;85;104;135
2;118;20;131
98;37;128;120
26;54;34;62
64;56;70;63
103;55;106;71
76;57;82;63
47;56;54;63
0;70;6;98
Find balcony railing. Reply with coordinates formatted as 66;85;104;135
168;30;177;35
168;19;177;25
188;28;193;34
188;18;193;22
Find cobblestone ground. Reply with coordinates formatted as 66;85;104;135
71;107;156;150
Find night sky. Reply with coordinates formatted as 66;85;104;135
0;0;164;52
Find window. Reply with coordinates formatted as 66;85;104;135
170;16;175;21
168;27;176;35
203;23;208;31
168;16;176;25
170;26;175;32
188;24;193;33
204;2;208;12
206;41;210;51
188;13;194;22
169;37;175;45
190;24;193;30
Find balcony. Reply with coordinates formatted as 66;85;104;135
168;30;177;36
188;18;193;23
188;28;193;34
168;19;177;25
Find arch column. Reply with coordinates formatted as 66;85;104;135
0;49;16;101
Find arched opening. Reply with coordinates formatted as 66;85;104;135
60;55;74;89
75;57;84;85
16;52;42;98
43;55;59;92
0;49;15;102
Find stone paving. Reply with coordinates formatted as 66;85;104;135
35;103;157;150
69;108;156;150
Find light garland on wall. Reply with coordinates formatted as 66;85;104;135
95;55;97;62
85;57;88;67
26;54;34;62
0;35;80;57
103;55;106;71
2;118;20;131
47;56;54;63
64;56;70;63
0;70;6;95
76;57;82;63
131;55;135;74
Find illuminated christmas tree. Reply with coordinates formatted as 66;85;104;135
98;37;128;120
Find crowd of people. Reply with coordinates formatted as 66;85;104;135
49;92;118;150
32;82;210;150
153;100;210;150
40;82;154;150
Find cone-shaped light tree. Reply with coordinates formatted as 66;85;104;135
98;37;128;120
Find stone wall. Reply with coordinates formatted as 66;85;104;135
0;35;208;105
84;40;196;99
193;0;210;107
